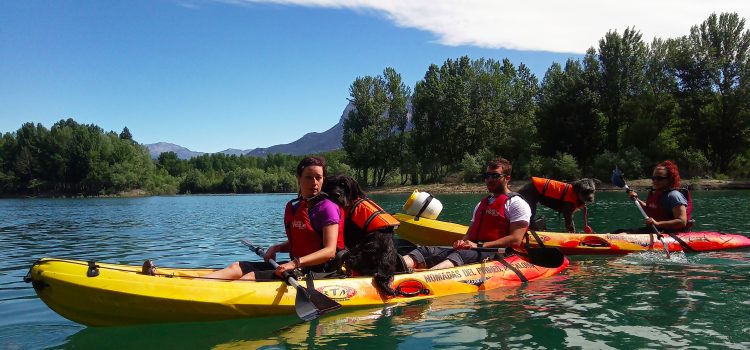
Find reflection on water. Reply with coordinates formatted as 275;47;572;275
1;192;750;349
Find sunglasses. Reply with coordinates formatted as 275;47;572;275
651;176;668;181
481;173;508;180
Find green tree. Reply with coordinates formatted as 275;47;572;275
343;67;411;186
673;13;750;173
537;59;604;169
119;126;133;141
597;28;648;152
157;151;189;177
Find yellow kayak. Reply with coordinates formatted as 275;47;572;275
26;254;568;326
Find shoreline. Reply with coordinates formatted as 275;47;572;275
2;179;749;199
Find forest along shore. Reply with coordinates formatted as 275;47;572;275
368;179;750;194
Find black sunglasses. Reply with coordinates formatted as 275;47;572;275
482;172;507;180
651;176;668;181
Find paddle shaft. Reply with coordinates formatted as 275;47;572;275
240;239;305;291
624;186;671;258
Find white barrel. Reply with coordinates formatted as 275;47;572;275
403;190;443;220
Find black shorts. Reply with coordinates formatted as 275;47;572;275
238;261;278;281
407;246;498;267
237;261;339;281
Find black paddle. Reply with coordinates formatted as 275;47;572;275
240;239;341;321
395;238;565;269
611;167;671;258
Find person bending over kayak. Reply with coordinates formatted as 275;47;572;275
402;157;531;270
203;156;345;280
625;160;693;233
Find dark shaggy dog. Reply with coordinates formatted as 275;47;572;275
517;178;596;232
323;175;401;296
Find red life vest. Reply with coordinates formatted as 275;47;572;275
466;194;512;243
531;177;583;208
644;188;693;229
344;197;400;247
284;197;345;259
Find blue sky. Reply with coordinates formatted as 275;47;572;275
2;1;747;153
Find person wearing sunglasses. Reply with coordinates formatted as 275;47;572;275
627;160;693;232
402;157;531;270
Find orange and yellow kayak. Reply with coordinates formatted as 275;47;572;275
25;254;567;326
394;213;750;255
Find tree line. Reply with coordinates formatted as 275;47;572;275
0;118;350;196
343;12;750;186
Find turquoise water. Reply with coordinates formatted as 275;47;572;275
1;191;750;349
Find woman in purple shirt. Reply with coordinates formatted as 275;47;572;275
203;156;343;281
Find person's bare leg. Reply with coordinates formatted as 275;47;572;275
238;272;256;280
429;260;457;270
402;255;416;269
202;261;246;280
403;255;428;269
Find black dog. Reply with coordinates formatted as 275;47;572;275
517;177;596;232
323;175;402;296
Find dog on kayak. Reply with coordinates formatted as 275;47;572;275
517;177;596;232
322;175;402;296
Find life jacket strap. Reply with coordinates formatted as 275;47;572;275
559;184;570;201
541;179;551;196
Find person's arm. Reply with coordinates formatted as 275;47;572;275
481;221;527;248
647;205;687;230
628;190;646;207
275;224;338;277
264;240;290;261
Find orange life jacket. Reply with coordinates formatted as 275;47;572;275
344;197;399;247
466;194;511;243
284;197;345;259
532;177;582;208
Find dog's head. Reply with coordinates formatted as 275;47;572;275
322;175;365;208
572;178;596;204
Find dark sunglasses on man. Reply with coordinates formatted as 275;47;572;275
651;176;668;181
481;172;507;180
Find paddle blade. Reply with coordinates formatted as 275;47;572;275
611;167;626;188
526;248;565;268
584;225;593;233
294;285;321;321
308;288;341;314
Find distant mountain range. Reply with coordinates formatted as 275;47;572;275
145;103;354;160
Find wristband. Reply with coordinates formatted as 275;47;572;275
293;257;302;268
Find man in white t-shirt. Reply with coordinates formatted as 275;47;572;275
402;157;531;270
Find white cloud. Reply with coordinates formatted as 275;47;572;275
223;0;750;53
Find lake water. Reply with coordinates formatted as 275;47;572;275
2;191;750;349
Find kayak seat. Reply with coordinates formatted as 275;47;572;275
580;236;610;248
